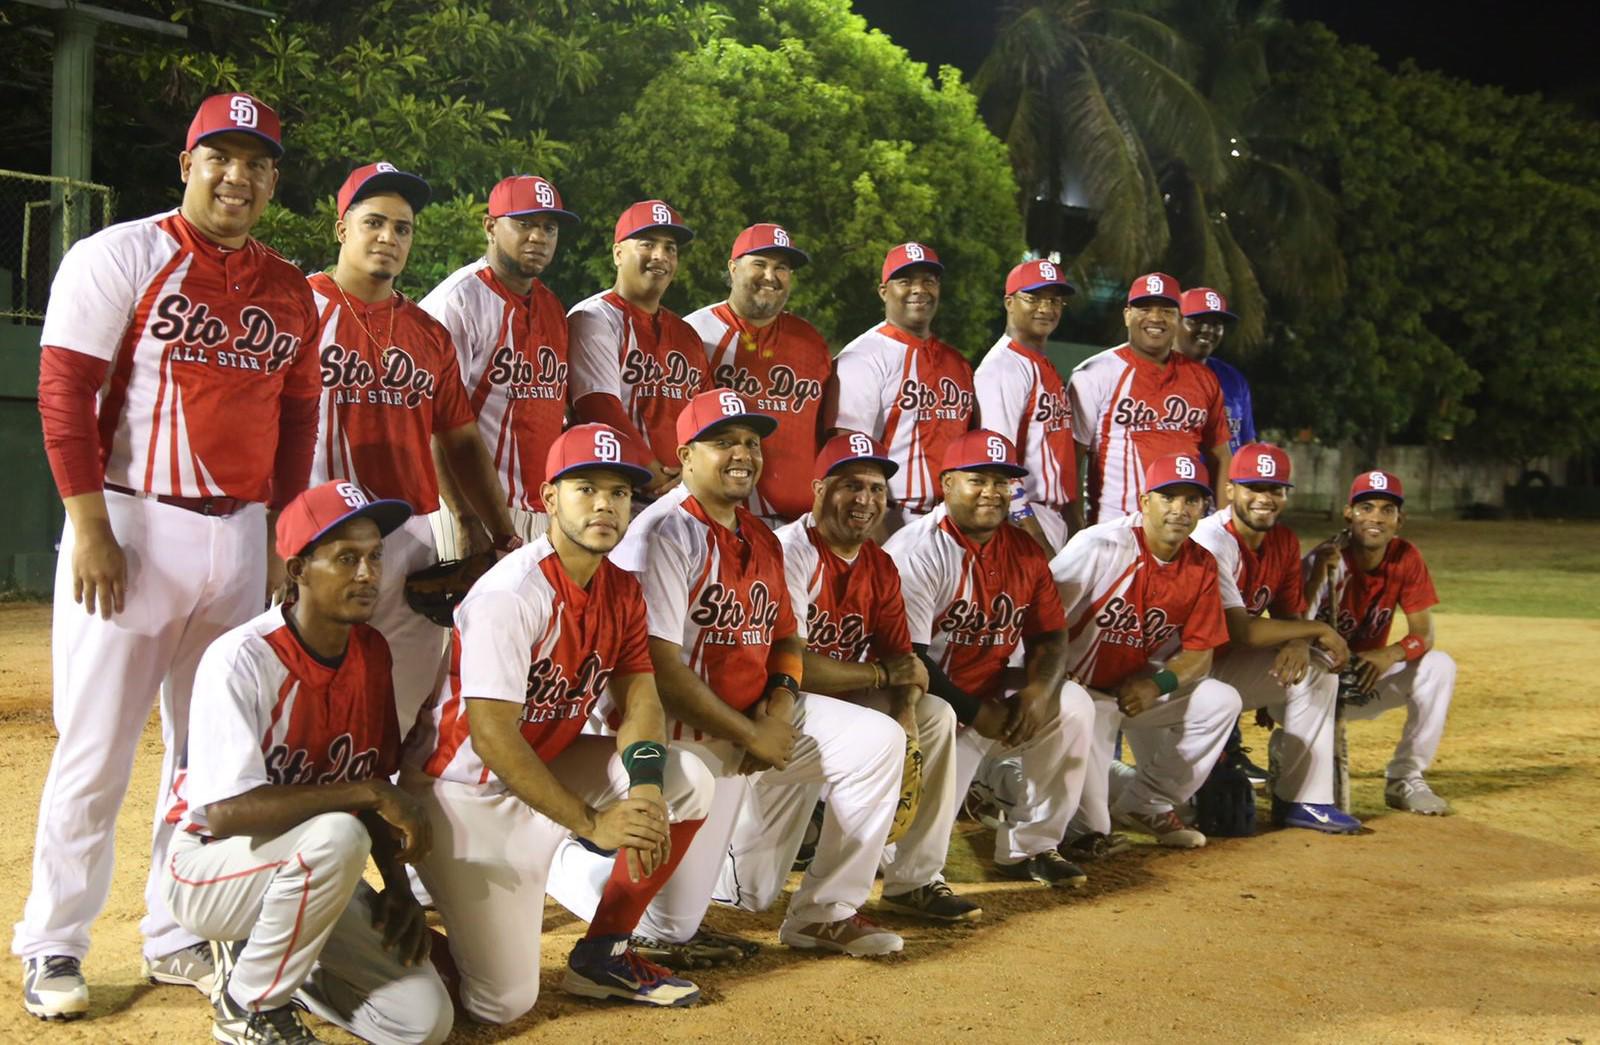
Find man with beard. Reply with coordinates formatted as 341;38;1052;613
1176;287;1254;454
688;224;830;526
1303;471;1457;815
569;201;711;497
1068;274;1231;524
974;259;1082;554
826;243;976;535
1190;444;1361;834
420;175;577;553
1052;454;1241;851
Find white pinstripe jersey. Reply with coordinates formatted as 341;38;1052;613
974;335;1077;512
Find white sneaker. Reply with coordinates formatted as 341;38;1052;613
142;939;217;996
1385;776;1452;815
779;913;903;956
21;955;89;1021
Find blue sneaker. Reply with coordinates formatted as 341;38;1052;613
563;935;701;1007
1272;798;1362;835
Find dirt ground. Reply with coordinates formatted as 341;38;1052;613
2;600;1597;1044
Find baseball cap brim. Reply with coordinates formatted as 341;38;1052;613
1129;293;1181;307
192;126;284;160
738;243;811;268
549;460;654;487
291;499;412;558
822;454;899;481
1351;490;1403;506
683;412;778;445
1184;306;1237;320
1148;478;1209;495
1233;477;1294;489
621;221;695;244
1012;278;1076;296
942;460;1028;479
346;171;432;216
497;204;580;223
885;259;944;281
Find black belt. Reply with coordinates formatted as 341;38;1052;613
104;482;252;518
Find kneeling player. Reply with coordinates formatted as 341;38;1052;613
164;482;451;1045
1191;444;1360;833
1053;454;1242;850
1304;471;1456;815
402;424;713;1022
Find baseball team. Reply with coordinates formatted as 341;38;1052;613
17;93;1460;1044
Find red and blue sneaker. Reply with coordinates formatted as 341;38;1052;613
1271;798;1362;835
562;935;701;1007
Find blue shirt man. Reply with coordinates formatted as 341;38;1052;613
1178;288;1254;453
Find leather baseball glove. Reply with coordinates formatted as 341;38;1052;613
887;731;924;844
404;551;496;628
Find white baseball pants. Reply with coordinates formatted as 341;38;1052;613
428;505;549;562
1341;650;1456;780
1211;648;1339;804
1029;503;1070;553
1077;677;1242;834
371;514;450;736
13;493;265;964
165;815;451;1044
406;740;712;1026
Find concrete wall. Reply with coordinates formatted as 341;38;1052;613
1271;436;1558;516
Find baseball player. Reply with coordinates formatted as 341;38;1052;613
687;224;831;525
1068;273;1231;524
308;162;519;730
1051;453;1242;850
1304;471;1457;815
1176;287;1255;454
401;423;712;1021
551;390;907;959
884;430;1096;887
418;174;577;554
1189;444;1361;833
20;92;320;1019
162;482;452;1045
825;242;977;534
974;259;1082;554
711;432;968;921
569;200;710;496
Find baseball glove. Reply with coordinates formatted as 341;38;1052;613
404;551;496;627
887;731;924;844
1336;664;1380;708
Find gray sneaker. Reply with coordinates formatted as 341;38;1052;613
1385;776;1452;815
21;955;89;1021
213;975;325;1044
143;939;217;996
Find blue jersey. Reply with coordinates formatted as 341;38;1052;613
1205;355;1255;453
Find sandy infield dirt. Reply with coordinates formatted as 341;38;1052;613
1;603;1596;1043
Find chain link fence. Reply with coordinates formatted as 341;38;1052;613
0;170;114;322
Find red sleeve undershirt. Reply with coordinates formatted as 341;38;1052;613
37;345;108;499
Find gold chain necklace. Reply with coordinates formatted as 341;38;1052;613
332;279;398;364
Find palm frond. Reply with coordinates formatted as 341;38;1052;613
1082;30;1228;189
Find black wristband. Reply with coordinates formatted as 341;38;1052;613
766;672;800;696
621;740;666;790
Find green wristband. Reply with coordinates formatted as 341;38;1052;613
621;741;666;790
1152;669;1180;695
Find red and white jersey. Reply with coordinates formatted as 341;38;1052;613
688;303;831;520
1307;538;1438;653
974;336;1077;512
1191;508;1307;619
1067;345;1228;522
167;606;400;836
775;514;912;664
568;291;711;468
828;324;976;516
306;274;473;514
884;506;1066;703
1051;515;1229;690
418;260;570;511
39;210;318;501
406;538;652;786
612;486;798;717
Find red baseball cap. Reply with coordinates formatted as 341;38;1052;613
1143;452;1210;494
336;162;431;218
1229;442;1293;487
940;429;1028;478
487;175;578;222
1180;287;1237;320
546;423;652;486
614;199;694;244
1127;272;1181;307
731;223;809;267
1349;470;1404;505
1005;259;1075;297
275;481;411;560
186;92;283;158
881;242;943;283
814;431;898;482
675;389;778;446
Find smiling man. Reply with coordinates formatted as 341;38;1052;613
1176;287;1254;454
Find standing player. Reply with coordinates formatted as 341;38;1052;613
1304;471;1457;815
569;200;710;495
163;482;452;1045
402;424;713;1022
1176;287;1254;454
1051;454;1242;850
309;162;519;729
20;92;320;1019
885;431;1095;887
1068;273;1231;524
826;243;976;534
1190;444;1361;833
419;174;577;553
974;259;1081;554
688;223;830;526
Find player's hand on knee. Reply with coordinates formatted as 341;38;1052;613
883;653;929;692
1352;652;1384;692
1313;624;1349;670
1114;678;1160;717
1271;640;1311;686
970;699;1010;741
72;524;126;618
371;886;431;966
626;783;671;877
745;712;800;772
371;783;432;864
1003;684;1051;746
588;797;670;875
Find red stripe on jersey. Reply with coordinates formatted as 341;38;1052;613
422;632;470;780
112;251;187;489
